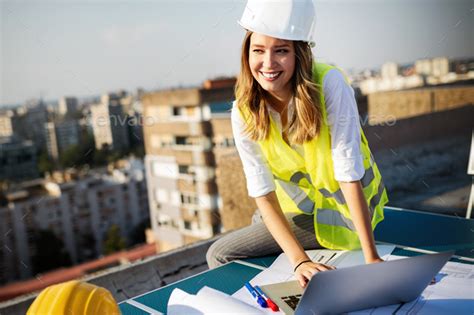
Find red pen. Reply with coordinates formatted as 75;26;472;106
255;285;279;312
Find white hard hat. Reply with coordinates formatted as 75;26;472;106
238;0;316;46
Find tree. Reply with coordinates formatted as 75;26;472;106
59;145;81;168
59;133;96;168
37;150;54;174
103;225;126;255
31;229;72;274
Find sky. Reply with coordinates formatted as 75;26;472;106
1;0;473;107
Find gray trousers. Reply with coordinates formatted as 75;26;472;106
206;211;322;269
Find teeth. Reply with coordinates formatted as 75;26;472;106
261;72;280;79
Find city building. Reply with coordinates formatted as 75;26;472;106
381;62;399;79
214;151;257;232
58;97;78;118
0;110;15;137
127;110;145;148
0;158;149;283
358;57;474;95
0;136;39;181
414;59;432;76
45;120;81;160
367;85;474;125
20;102;50;152
142;78;235;251
90;94;130;151
0;103;50;152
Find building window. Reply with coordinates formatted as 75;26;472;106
176;136;186;145
184;220;192;230
178;165;189;174
155;188;168;203
227;138;235;147
212;224;221;235
180;193;199;205
216;137;235;148
172;107;180;116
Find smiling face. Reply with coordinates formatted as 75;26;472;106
249;32;296;104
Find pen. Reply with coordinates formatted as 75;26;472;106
255;285;279;312
326;253;337;264
244;282;267;308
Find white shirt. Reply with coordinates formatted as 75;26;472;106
231;68;364;198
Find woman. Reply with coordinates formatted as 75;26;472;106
207;0;388;288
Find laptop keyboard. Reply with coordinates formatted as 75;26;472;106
281;294;302;310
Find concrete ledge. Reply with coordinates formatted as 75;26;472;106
0;237;219;315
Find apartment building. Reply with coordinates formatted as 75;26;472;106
21;103;50;152
0;159;149;283
45;119;81;160
0;104;49;152
0;136;39;181
142;78;235;251
0;110;15;137
90;93;130;151
360;57;474;95
58;97;78;118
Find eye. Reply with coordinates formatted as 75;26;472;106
252;49;264;54
276;49;289;53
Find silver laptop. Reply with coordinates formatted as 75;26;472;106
260;251;453;315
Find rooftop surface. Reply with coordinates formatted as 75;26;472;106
1;207;472;315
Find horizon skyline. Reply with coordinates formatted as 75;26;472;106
2;0;473;107
2;54;472;109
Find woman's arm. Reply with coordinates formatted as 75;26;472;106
255;192;335;287
323;69;382;263
255;192;309;265
338;180;383;264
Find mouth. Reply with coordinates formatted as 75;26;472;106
259;71;282;81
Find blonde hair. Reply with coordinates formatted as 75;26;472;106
235;31;323;144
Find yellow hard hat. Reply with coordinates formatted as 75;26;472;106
27;280;120;315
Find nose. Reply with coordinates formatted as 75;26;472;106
262;50;275;69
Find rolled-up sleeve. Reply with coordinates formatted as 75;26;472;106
323;69;365;182
231;102;276;197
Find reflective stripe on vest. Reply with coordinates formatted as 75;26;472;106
318;178;386;233
317;208;356;231
289;172;312;185
276;169;386;232
368;180;385;215
318;164;375;205
275;176;315;214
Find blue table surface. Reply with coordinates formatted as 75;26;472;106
119;207;473;314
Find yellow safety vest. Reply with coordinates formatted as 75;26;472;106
239;62;388;250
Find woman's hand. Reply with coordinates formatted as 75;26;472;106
294;261;336;288
366;257;384;264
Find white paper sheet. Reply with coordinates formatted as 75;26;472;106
168;286;266;314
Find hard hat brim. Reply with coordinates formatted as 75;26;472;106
237;19;315;47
